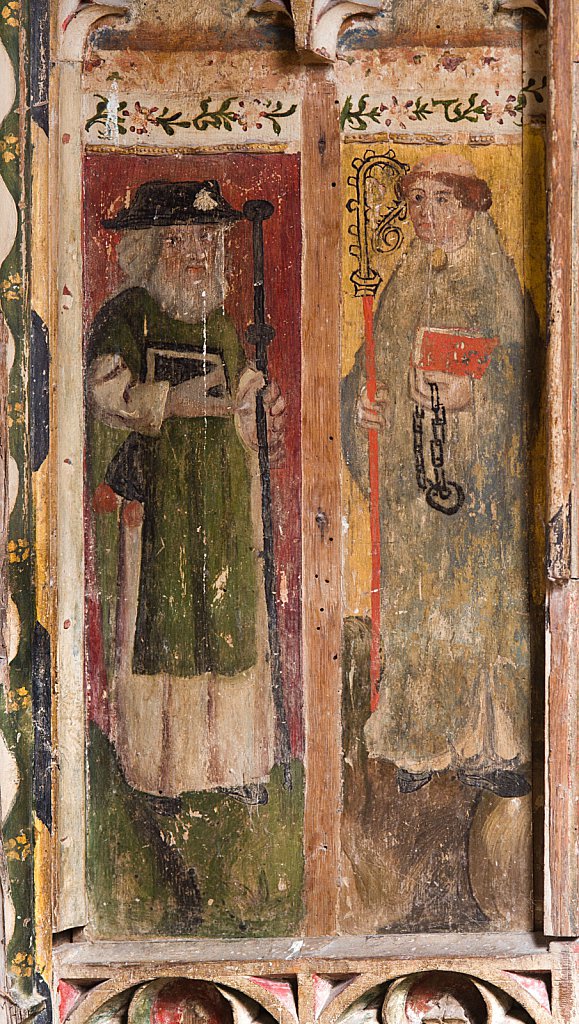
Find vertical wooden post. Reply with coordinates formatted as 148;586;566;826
49;54;88;931
544;0;579;936
49;2;125;933
302;71;342;936
545;585;579;935
546;0;574;580
297;971;316;1024
551;942;579;1023
0;314;8;698
31;108;54;981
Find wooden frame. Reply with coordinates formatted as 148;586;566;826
49;938;574;1023
4;0;575;1019
47;0;577;932
544;0;579;938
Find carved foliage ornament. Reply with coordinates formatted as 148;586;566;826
250;0;384;60
497;0;546;15
380;973;537;1023
67;973;549;1024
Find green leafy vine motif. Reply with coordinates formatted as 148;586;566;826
510;75;547;126
85;94;299;138
410;97;433;121
154;108;193;134
340;94;382;131
339;78;547;133
431;93;487;123
191;97;238;131
85;96;191;138
260;99;298;135
85;94;128;137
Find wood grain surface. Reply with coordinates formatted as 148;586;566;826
301;72;343;936
544;0;579;937
51;59;88;933
546;0;574;581
545;583;579;936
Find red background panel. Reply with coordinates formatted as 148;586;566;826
83;151;303;756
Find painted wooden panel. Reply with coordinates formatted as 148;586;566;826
72;20;550;935
82;149;304;937
339;131;546;932
5;3;579;1024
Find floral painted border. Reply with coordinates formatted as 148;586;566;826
0;0;36;1006
85;93;298;140
340;77;547;134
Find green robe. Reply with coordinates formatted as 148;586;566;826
342;215;540;773
87;287;257;678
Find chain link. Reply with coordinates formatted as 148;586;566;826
412;403;427;491
429;382;447;477
413;382;465;516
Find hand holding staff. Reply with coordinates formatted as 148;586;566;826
347;148;409;712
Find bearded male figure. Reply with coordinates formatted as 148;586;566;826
86;180;283;800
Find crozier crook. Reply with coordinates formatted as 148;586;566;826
347;148;408;713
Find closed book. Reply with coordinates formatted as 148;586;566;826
412;327;499;379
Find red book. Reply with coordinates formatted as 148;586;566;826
412;327;500;379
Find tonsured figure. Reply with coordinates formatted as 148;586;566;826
342;155;539;797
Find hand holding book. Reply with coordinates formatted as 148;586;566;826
164;365;233;420
409;367;472;412
409;327;500;411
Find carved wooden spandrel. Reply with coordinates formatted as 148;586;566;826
53;967;558;1024
250;1;384;61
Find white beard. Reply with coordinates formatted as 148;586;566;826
147;260;225;323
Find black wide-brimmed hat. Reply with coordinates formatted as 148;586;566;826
102;179;244;230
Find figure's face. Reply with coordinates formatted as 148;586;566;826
406;176;474;251
156;223;223;288
150;223;226;320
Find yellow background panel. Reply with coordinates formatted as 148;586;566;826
341;129;546;618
